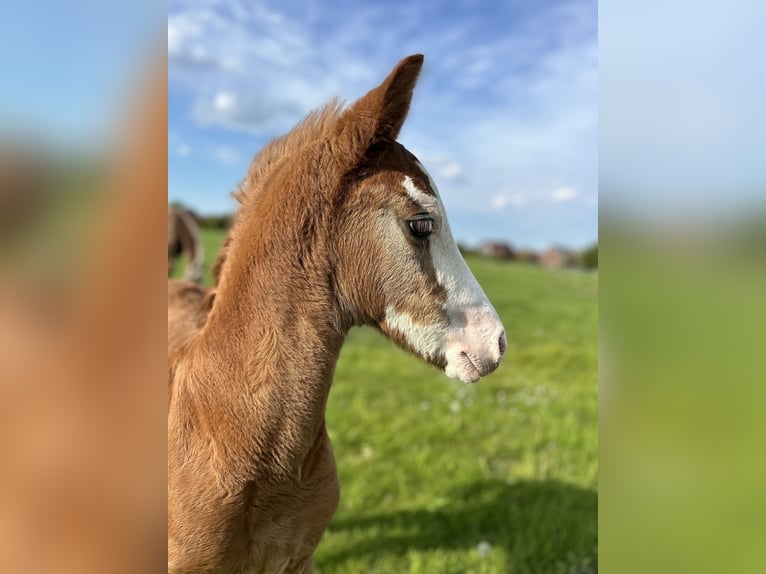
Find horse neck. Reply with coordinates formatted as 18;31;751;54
191;198;348;482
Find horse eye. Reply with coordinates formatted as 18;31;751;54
407;217;434;238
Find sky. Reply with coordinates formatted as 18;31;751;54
600;0;766;220
3;2;763;249
0;1;163;148
168;0;598;250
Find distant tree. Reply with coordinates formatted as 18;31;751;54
458;243;479;256
581;243;598;269
515;249;540;265
198;214;233;229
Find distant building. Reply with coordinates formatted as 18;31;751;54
539;246;577;269
480;241;515;260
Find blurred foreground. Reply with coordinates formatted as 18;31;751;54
600;215;766;574
0;57;167;572
601;0;766;570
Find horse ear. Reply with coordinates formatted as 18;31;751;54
336;54;424;164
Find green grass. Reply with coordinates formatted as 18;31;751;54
172;229;598;573
169;227;227;285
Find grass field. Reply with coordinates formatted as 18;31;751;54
173;229;598;573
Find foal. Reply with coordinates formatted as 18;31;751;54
168;55;505;574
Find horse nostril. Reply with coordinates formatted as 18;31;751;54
498;332;507;357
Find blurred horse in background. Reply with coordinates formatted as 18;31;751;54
168;205;203;283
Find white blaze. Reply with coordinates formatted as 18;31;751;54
401;174;489;313
384;169;505;383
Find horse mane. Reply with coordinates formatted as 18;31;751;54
235;98;344;207
212;99;345;284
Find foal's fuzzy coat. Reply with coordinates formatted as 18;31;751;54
169;53;505;573
168;56;427;573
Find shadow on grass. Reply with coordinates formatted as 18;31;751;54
319;479;597;572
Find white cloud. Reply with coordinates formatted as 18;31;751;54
169;4;342;133
213;92;236;113
550;187;578;202
168;10;229;70
176;144;191;157
168;3;414;133
439;162;463;180
491;194;509;209
193;88;309;133
491;193;528;210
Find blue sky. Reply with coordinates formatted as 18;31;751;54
0;1;163;148
168;0;598;249
4;2;763;249
600;0;766;219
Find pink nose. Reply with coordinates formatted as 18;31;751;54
444;306;506;383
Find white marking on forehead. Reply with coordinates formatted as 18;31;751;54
402;175;440;213
384;306;444;360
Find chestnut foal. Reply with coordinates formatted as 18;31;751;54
168;55;505;574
